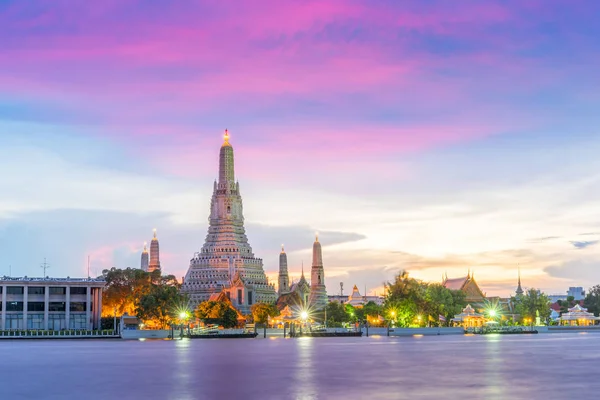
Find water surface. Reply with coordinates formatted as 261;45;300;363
1;333;598;399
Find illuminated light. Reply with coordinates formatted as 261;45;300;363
300;311;308;320
489;310;497;317
179;312;188;320
413;334;424;338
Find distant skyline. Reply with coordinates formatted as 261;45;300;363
1;1;600;296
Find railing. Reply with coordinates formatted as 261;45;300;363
0;329;116;338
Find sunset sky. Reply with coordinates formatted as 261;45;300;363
1;1;599;297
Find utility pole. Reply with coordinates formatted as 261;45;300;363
340;282;344;297
40;258;50;277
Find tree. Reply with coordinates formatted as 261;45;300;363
101;268;152;317
195;301;239;328
250;303;280;324
135;285;186;329
101;268;182;318
425;284;466;327
584;285;600;316
324;302;349;326
362;301;383;319
512;288;551;325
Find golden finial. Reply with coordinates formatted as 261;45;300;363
224;129;230;144
281;244;285;253
315;231;319;242
153;228;157;239
143;242;147;252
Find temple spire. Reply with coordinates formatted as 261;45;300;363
278;244;290;295
141;241;149;271
219;129;235;184
516;266;524;296
148;229;161;273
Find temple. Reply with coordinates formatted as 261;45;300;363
148;229;161;273
442;271;486;305
140;242;149;272
278;245;290;296
181;130;277;313
515;267;524;296
559;304;600;326
308;234;328;310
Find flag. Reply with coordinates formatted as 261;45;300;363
439;314;446;322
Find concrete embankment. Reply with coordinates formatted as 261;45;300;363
363;327;464;336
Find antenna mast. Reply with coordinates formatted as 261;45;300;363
40;258;50;277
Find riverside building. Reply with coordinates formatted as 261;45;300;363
0;277;105;330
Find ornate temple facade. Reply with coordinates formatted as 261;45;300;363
180;131;277;314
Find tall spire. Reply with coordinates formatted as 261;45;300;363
219;129;235;184
309;234;327;310
141;242;149;272
278;244;290;295
516;266;524;296
148;229;161;273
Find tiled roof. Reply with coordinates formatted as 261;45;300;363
443;276;469;291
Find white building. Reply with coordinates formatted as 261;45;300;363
0;277;105;330
549;286;586;303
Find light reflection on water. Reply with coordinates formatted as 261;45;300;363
1;333;599;399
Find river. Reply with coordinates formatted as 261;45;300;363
1;333;598;399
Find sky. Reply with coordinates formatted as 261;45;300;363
1;0;600;297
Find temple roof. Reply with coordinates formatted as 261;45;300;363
443;276;469;291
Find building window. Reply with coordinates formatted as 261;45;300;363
6;301;24;311
7;286;24;295
0;286;2;294
70;287;87;295
70;314;87;329
70;302;87;312
28;287;45;295
49;287;66;295
27;314;44;329
238;289;243;305
48;314;66;331
27;302;45;312
227;206;231;214
49;302;66;312
5;314;24;330
248;291;253;305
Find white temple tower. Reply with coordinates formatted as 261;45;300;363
148;229;161;273
181;130;277;313
140;242;149;272
278;245;290;296
309;234;328;310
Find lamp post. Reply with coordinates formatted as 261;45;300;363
300;311;308;335
179;311;190;338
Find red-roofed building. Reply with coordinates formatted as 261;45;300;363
442;272;486;305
